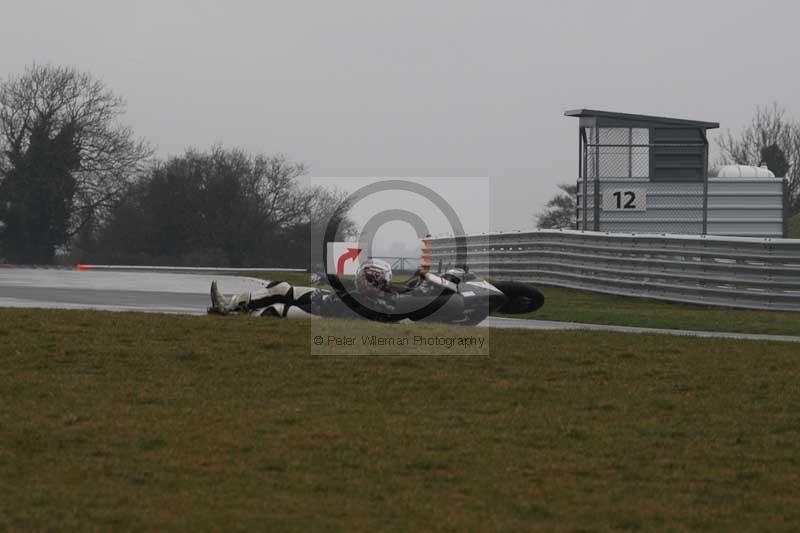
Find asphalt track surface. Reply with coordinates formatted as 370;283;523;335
1;268;799;343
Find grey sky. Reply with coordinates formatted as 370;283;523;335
2;0;799;238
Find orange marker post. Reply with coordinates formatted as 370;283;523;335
421;237;431;274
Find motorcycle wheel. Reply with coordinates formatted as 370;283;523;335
490;281;545;314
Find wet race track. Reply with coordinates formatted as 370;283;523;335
0;268;263;315
1;268;799;343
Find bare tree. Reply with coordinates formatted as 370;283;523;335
0;64;152;262
535;183;577;229
717;103;800;214
255;153;311;227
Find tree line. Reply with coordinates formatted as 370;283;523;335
536;104;800;232
0;64;350;266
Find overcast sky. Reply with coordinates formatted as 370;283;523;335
2;0;799;241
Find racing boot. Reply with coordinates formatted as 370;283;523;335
209;280;251;315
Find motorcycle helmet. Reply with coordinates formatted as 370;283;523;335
355;259;393;295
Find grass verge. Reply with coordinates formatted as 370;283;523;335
788;212;800;238
1;308;799;530
241;270;310;286
507;285;800;336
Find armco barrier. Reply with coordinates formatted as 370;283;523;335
427;230;800;312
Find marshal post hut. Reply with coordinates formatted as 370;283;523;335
565;109;786;238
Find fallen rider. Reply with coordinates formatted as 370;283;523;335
208;259;466;322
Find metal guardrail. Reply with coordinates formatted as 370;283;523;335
368;256;422;273
427;229;800;312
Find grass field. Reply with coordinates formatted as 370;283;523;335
788;212;800;238
512;285;800;336
244;270;311;287
248;271;800;336
2;308;800;530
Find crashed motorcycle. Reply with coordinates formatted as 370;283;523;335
208;269;544;326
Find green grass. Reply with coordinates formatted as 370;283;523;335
788;212;800;238
507;285;800;336
2;308;800;530
242;270;311;286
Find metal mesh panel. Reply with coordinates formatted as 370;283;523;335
587;145;650;178
631;146;649;177
580;126;708;233
597;127;629;145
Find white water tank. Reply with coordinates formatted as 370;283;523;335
716;164;776;178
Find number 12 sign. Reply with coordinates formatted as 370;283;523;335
603;189;646;211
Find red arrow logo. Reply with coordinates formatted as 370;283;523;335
337;248;362;275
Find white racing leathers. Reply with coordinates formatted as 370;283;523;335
209;279;466;322
209;280;320;318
